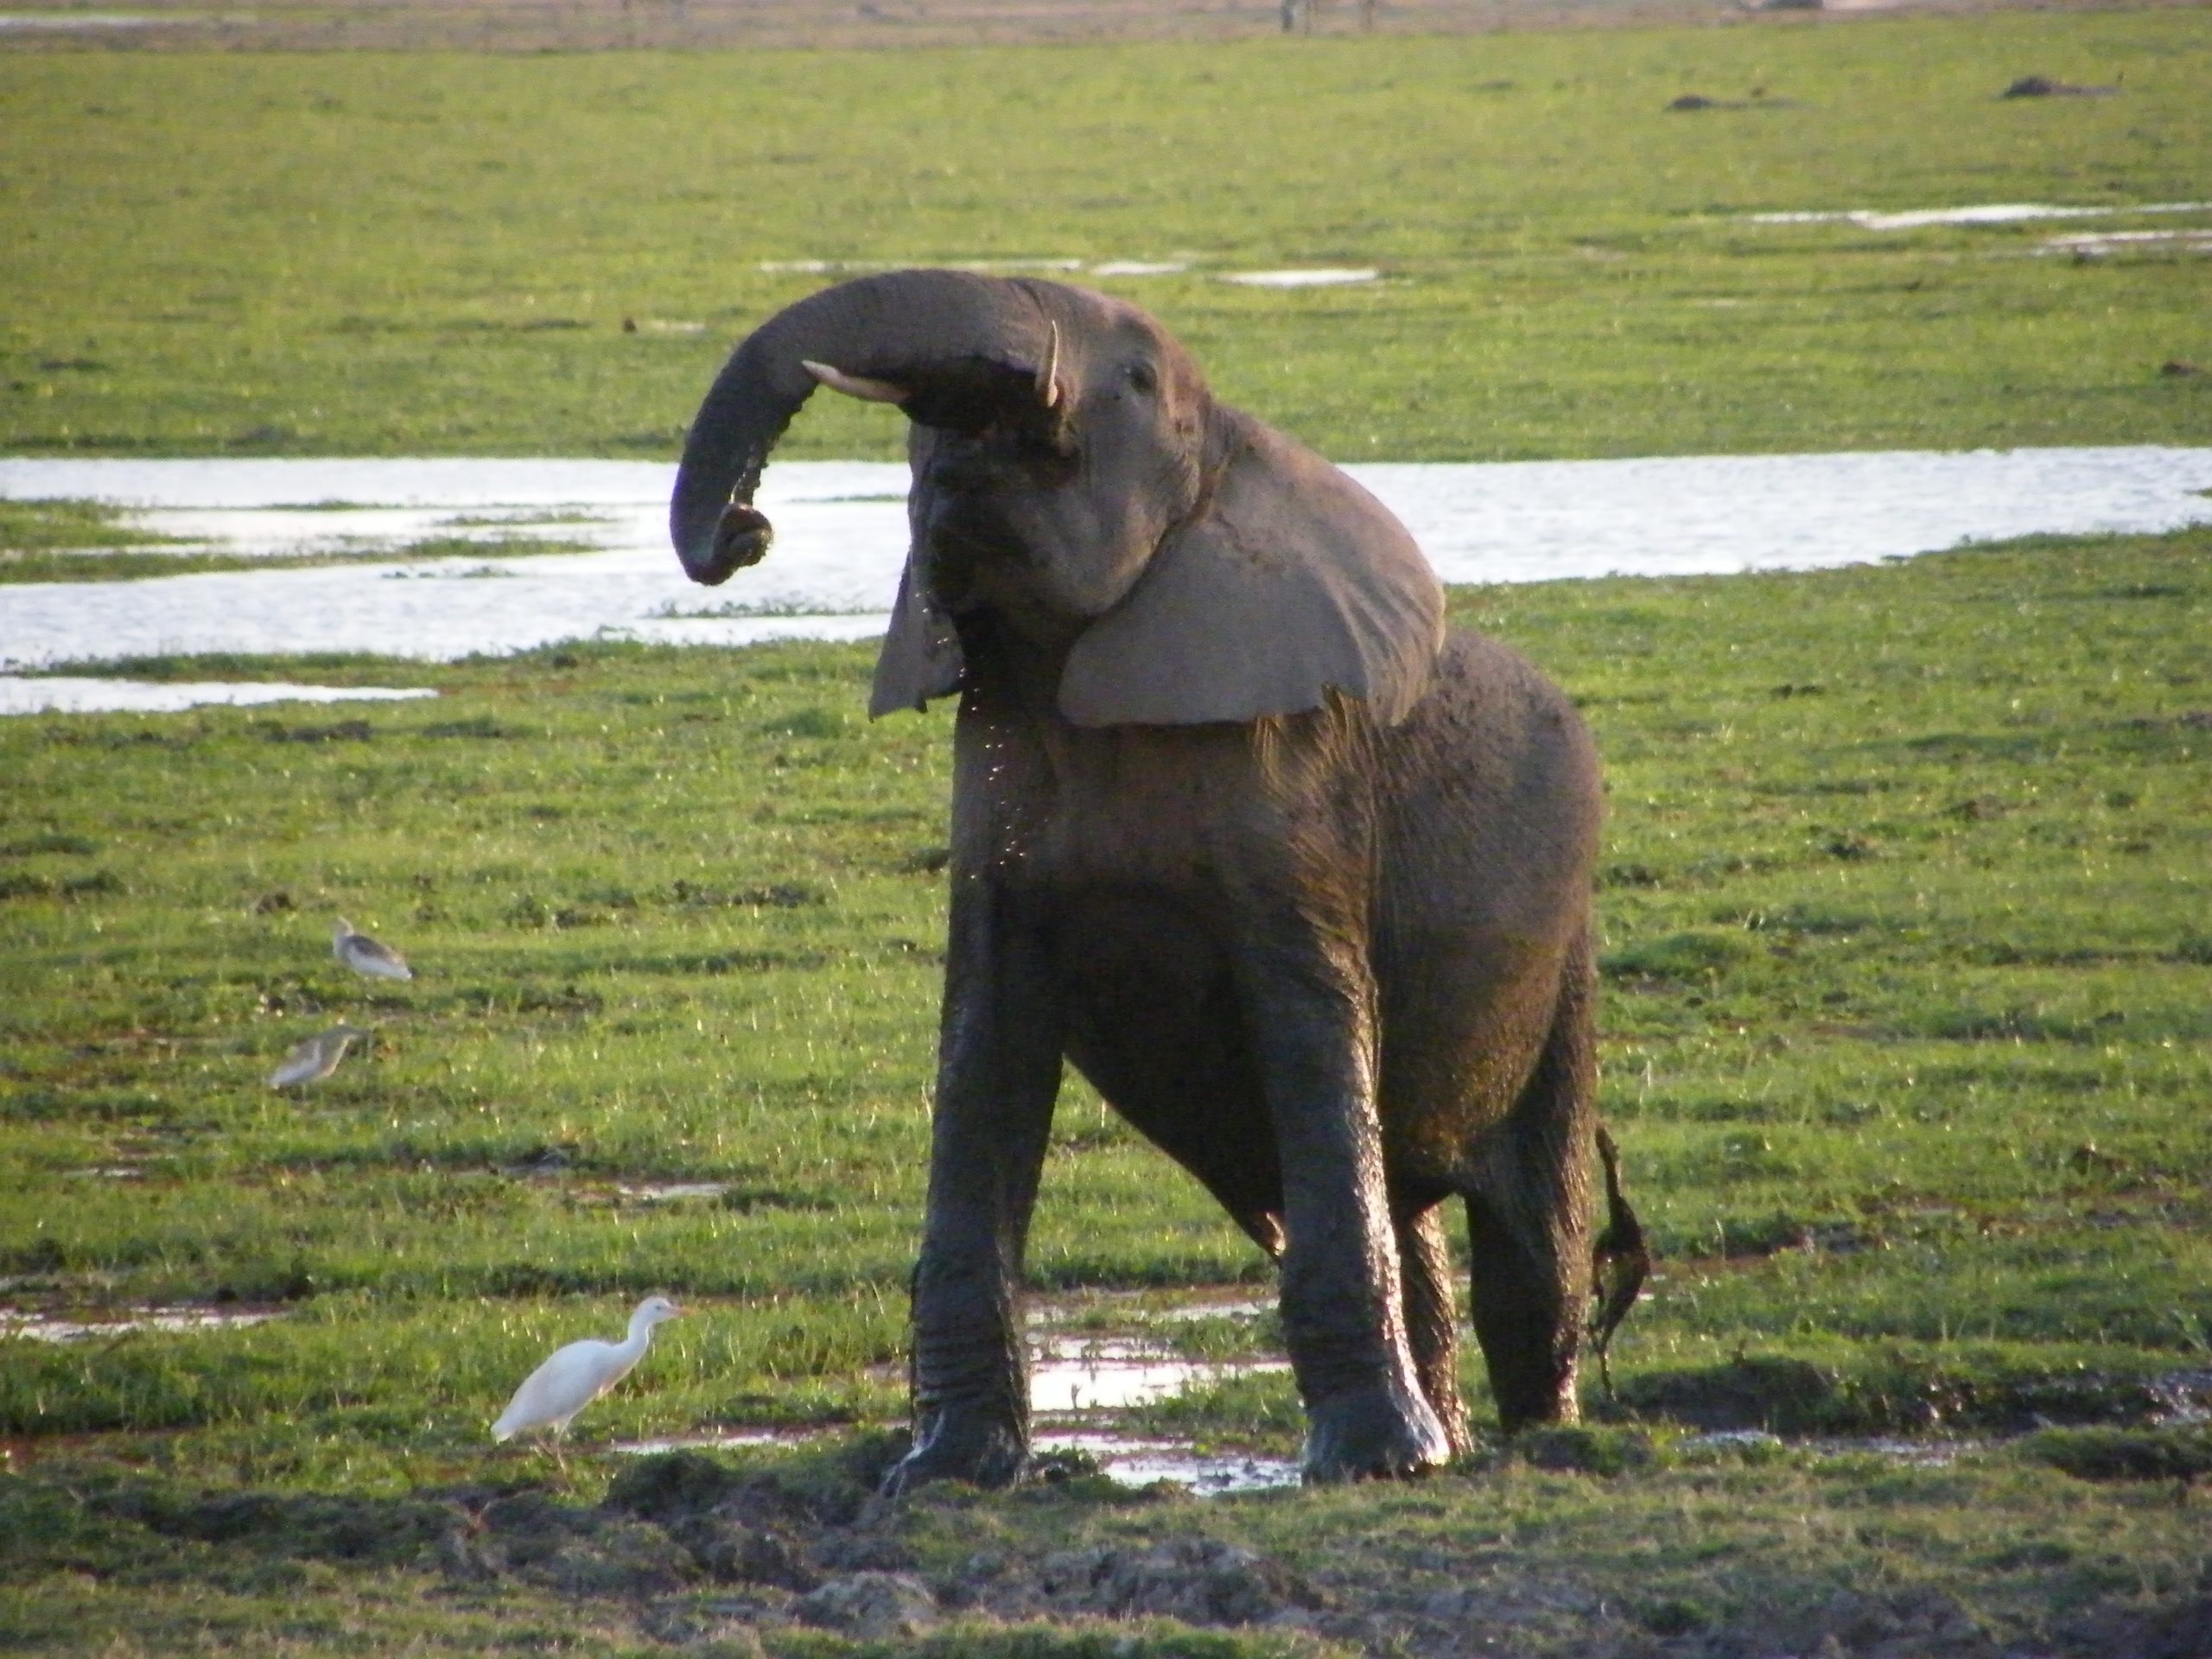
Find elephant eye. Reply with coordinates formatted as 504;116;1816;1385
1126;361;1158;396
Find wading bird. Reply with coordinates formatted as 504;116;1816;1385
267;1024;369;1089
333;918;413;981
492;1296;683;1475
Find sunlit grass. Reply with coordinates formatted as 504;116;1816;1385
2;10;2207;461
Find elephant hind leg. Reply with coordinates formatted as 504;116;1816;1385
1396;1199;1471;1457
1461;940;1598;1433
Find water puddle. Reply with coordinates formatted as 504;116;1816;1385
1678;1428;1979;1468
0;1305;285;1343
0;11;156;28
1222;268;1379;288
608;1308;1294;1494
0;677;437;716
2150;1369;2212;1425
1029;1336;1288;1414
2041;229;2212;257
5;448;2209;676
1746;200;2209;230
1035;1431;1301;1494
611;1427;815;1456
615;1181;729;1205
1151;1298;1272;1324
760;257;1087;276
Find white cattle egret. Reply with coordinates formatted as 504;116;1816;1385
268;1024;368;1089
492;1296;683;1471
334;917;413;981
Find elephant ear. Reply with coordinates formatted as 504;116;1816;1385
870;556;965;717
1058;423;1445;728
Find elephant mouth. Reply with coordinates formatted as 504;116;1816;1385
917;493;1033;615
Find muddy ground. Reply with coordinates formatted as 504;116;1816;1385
0;0;2183;54
34;1427;2207;1659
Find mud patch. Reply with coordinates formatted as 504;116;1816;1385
1607;1355;2212;1435
2018;1425;2212;1484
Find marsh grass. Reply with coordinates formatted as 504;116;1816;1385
3;524;2208;1649
3;8;2210;1646
3;10;2209;461
0;531;603;584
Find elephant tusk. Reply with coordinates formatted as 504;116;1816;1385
1036;321;1062;410
802;359;908;404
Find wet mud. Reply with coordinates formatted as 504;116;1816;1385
30;1434;2212;1658
1599;1353;2212;1436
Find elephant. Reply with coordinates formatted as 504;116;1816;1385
669;269;1643;1489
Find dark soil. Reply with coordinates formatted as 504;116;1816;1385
28;1426;2212;1658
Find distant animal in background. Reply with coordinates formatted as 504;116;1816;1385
333;918;413;981
493;1296;684;1474
268;1024;369;1089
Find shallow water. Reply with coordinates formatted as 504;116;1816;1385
0;677;437;716
2042;228;2212;256
1028;1337;1288;1414
611;1428;811;1456
1746;200;2209;230
0;1305;285;1343
1680;1428;1979;1468
4;449;2209;689
0;11;154;26
614;1182;730;1205
1222;269;1379;287
1033;1431;1302;1494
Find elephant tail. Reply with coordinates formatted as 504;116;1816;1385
1587;1121;1649;1396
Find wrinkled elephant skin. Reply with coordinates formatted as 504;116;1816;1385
669;270;1630;1489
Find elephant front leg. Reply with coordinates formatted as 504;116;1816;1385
883;884;1064;1496
1255;966;1452;1484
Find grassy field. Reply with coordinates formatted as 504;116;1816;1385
5;5;2212;1654
3;524;2209;1652
2;8;2209;463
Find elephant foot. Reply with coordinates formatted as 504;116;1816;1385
1301;1380;1454;1484
1490;1350;1582;1434
880;1408;1028;1496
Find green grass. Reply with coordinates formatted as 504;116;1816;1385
0;532;605;583
3;524;2209;1649
3;10;2209;461
5;7;2211;1649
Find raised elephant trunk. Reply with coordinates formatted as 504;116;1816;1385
670;270;1062;586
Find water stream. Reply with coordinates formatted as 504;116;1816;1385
5;447;2209;713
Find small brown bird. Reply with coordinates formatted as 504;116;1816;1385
334;918;413;981
268;1024;369;1089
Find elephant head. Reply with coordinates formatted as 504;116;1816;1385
671;270;1445;726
